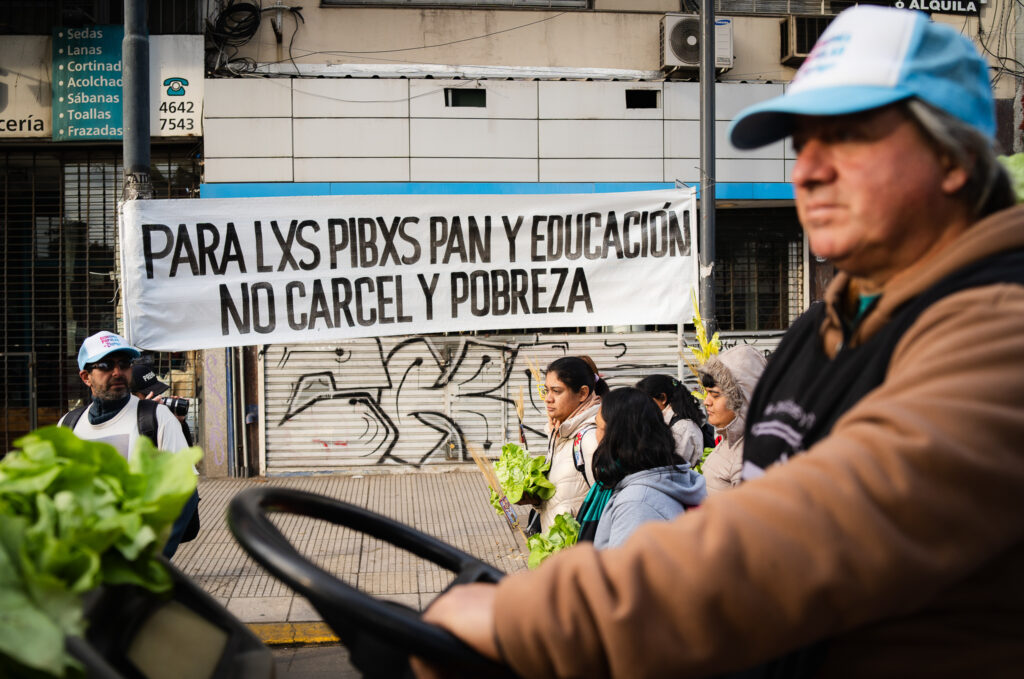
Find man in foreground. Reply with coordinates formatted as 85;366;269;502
414;7;1024;677
59;331;197;558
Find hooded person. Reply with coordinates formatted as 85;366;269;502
697;345;767;492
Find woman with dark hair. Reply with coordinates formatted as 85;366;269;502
590;387;706;549
529;355;609;532
635;374;706;467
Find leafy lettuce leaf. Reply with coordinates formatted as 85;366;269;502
0;426;202;676
527;512;580;569
488;442;556;515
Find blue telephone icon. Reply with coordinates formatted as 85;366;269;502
163;77;188;96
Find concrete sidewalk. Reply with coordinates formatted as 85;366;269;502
172;468;528;645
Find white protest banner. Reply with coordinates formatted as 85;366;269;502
119;189;697;351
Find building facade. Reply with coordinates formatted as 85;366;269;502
2;0;1019;473
0;1;204;454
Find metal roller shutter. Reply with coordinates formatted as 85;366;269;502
262;330;783;474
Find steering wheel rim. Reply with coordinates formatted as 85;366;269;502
227;486;511;676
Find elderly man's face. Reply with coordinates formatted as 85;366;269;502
791;106;968;288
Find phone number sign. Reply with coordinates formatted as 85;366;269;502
149;35;202;138
50;30;202;140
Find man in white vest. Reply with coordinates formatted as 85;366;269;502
59;330;196;557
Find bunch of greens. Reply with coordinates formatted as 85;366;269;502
488;442;555;514
527;512;580;569
0;426;202;678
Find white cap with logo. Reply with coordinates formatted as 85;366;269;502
77;331;141;370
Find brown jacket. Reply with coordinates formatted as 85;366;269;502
493;205;1024;678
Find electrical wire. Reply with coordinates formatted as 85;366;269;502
284;7;305;76
292;77;482;104
975;5;1024;83
234;70;485;106
299;11;568;55
208;1;261;48
207;1;264;75
236;10;577;75
209;4;565;78
229;9;569;74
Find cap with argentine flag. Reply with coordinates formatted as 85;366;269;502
729;6;994;150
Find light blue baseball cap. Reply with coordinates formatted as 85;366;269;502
729;6;994;150
78;331;141;370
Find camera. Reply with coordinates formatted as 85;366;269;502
163;397;189;417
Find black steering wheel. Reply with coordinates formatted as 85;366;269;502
227;486;518;679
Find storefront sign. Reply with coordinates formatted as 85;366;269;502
889;0;983;14
0;38;52;138
52;25;124;139
120;190;699;351
50;29;202;140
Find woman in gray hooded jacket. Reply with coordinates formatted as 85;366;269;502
591;387;706;549
698;345;767;493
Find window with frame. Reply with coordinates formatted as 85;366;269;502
713;208;804;331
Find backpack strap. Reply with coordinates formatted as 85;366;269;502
136;398;160;443
60;400;162;445
573;423;597;487
59;405;89;431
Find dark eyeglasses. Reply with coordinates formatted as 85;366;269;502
87;358;134;372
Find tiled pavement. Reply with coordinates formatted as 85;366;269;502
172;468;528;643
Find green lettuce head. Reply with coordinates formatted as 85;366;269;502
489;442;555;515
527;512;580;569
0;426;201;677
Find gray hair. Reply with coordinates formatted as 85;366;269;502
904;98;1016;218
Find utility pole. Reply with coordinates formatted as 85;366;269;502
699;0;717;338
122;0;152;200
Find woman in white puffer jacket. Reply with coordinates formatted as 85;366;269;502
522;356;609;533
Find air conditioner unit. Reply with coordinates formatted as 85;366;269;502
661;14;734;71
780;15;832;68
